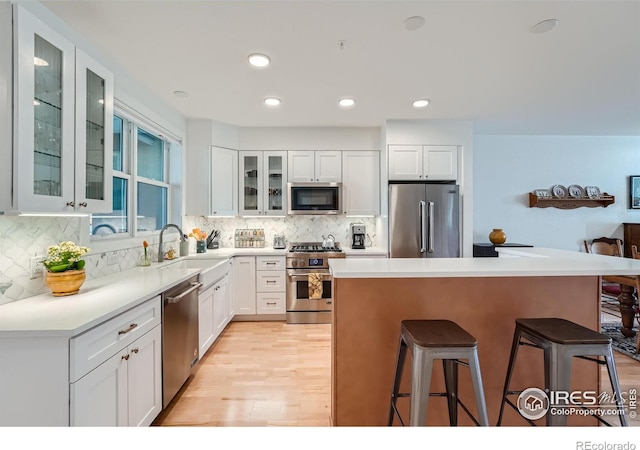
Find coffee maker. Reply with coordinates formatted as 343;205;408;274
351;223;366;249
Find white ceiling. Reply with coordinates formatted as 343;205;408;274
42;0;640;135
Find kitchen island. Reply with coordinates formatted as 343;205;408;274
328;247;640;426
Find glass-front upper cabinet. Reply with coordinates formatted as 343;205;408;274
75;49;113;213
239;151;287;216
263;151;287;216
13;6;114;213
14;5;76;212
239;152;261;215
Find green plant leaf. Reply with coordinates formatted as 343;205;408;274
48;264;70;273
75;260;86;270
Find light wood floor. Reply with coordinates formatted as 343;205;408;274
153;319;640;427
153;321;331;426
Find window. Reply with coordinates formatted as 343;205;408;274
90;111;174;238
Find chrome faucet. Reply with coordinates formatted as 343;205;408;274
158;224;186;262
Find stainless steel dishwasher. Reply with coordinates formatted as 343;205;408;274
162;275;201;408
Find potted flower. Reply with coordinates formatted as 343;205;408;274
42;241;90;296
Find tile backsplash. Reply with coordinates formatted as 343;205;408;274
0;216;167;304
0;214;379;304
184;215;378;250
0;216;82;304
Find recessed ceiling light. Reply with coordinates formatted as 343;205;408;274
412;99;430;108
248;53;271;68
33;56;48;66
173;90;189;98
264;97;281;106
531;19;559;34
338;98;355;107
403;16;425;31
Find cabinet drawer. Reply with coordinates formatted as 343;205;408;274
256;271;285;292
256;292;286;314
256;256;285;271
70;296;161;382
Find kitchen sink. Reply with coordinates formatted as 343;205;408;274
158;258;229;288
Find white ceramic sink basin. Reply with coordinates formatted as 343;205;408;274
158;258;229;288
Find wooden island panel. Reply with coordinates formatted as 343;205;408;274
331;275;600;426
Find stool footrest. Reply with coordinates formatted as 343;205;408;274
391;392;483;426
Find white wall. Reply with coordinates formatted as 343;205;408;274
473;135;640;251
384;120;474;256
238;126;380;151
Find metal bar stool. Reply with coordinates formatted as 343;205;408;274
497;318;627;426
388;320;489;426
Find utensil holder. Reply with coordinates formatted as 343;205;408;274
180;241;190;257
196;240;206;253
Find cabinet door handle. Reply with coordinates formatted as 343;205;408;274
121;354;130;361
118;323;138;335
266;302;277;306
79;202;87;207
66;201;75;207
266;262;276;265
131;348;139;354
266;280;277;283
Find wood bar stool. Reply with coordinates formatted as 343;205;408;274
388;320;489;426
497;318;627;426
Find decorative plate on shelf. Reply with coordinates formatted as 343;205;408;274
551;184;568;198
568;184;585;198
534;189;552;198
584;186;601;199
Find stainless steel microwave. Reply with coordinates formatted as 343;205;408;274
287;182;342;215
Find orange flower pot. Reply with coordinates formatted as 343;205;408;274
45;269;86;297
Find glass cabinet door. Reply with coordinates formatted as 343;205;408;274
240;152;261;215
15;6;76;211
263;151;287;216
75;49;113;213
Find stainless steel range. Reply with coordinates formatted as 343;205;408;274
286;242;345;324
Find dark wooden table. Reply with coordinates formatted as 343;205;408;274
602;274;638;337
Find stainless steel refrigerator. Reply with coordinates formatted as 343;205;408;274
388;182;460;258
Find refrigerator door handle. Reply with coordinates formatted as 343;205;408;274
427;201;435;253
419;201;427;253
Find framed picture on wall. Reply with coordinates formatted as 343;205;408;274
630;176;640;209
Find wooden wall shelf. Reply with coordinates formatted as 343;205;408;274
529;192;615;209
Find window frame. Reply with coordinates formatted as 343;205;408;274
89;104;181;250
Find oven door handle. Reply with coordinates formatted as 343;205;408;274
287;272;331;282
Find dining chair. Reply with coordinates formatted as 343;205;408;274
584;237;624;299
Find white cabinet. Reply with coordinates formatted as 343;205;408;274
342;151;380;215
388;145;457;181
69;296;162;427
288;150;341;182
211;146;238;216
13;5;114;213
71;324;162;427
233;256;257;315
198;283;216;356
232;256;286;317
239;151;287;216
199;265;232;357
212;274;230;336
256;256;286;314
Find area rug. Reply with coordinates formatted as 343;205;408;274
600;323;640;362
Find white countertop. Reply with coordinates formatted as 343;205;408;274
0;257;233;337
329;247;640;278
